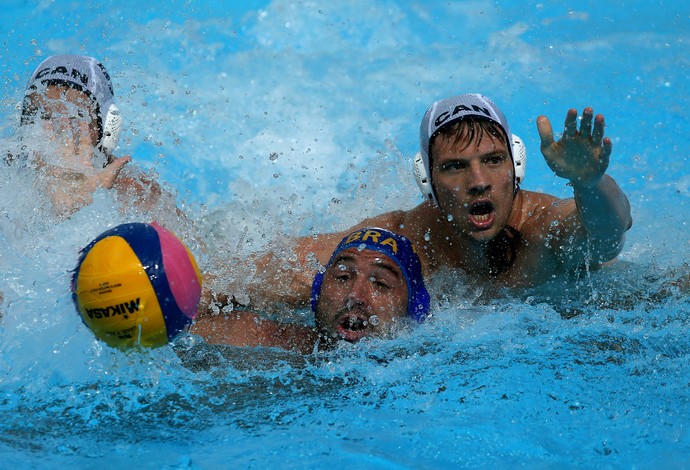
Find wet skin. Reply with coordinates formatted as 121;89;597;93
430;131;514;244
314;248;409;343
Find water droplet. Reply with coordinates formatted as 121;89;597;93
368;315;380;326
269;152;278;161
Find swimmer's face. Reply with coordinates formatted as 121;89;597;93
314;248;409;344
24;84;100;167
431;125;514;243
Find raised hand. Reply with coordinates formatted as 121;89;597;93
536;107;612;187
36;117;131;216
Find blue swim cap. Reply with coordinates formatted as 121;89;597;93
311;228;431;322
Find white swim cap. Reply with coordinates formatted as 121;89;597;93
416;93;518;205
22;55;121;154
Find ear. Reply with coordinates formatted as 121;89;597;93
413;152;438;206
100;104;122;156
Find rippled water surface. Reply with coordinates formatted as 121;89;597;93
1;1;689;467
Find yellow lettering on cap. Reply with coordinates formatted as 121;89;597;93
343;229;399;255
344;231;363;244
380;237;398;254
361;230;381;243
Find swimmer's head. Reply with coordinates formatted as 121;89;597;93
415;93;524;205
311;228;430;344
21;55;122;156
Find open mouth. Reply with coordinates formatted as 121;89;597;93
468;201;495;229
335;312;370;342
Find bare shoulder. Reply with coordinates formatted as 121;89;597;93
358;209;410;231
295;210;412;259
516;189;561;213
355;205;439;244
512;189;576;233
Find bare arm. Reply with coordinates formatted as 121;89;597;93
245;231;347;309
205;212;407;313
191;311;317;354
36;119;131;217
536;107;632;266
43;156;130;217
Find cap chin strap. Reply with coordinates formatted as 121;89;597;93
413;133;527;206
100;104;122;156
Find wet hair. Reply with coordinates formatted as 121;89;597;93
429;118;510;164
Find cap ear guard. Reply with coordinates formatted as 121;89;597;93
511;133;526;185
100;103;122;156
413;133;527;205
311;270;325;313
413;151;437;205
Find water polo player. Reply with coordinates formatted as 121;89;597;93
310;227;430;347
19;54;173;217
192;228;431;352
228;93;632;306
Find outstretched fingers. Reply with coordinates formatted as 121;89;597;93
591;113;606;146
600;136;612;170
536;115;555;149
98;155;131;189
563;108;579;139
579;107;594;138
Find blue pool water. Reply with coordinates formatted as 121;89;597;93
1;1;690;467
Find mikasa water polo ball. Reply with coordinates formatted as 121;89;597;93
72;222;202;348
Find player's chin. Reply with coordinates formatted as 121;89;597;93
468;226;501;243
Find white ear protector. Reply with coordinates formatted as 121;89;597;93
511;133;526;186
100;104;122;156
414;133;527;205
413;151;436;204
